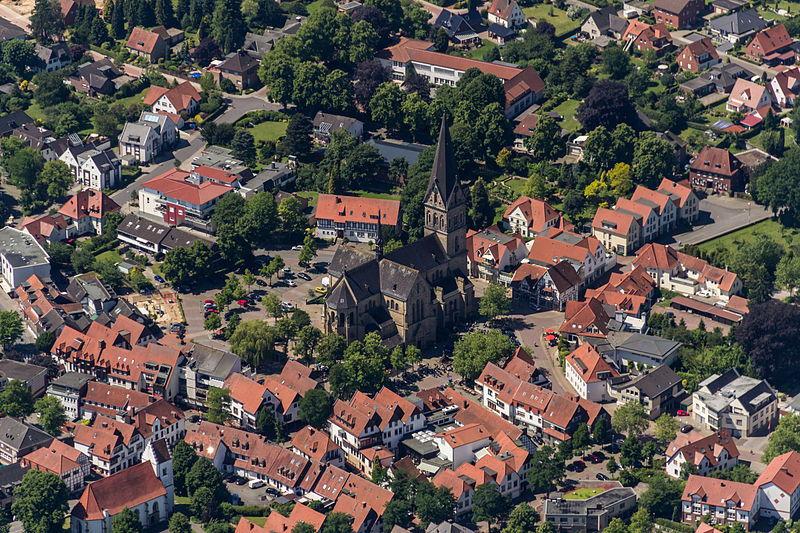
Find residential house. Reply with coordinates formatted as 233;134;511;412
586;266;657;304
711;0;745;15
591;207;643;256
14;274;87;336
709;8;768;43
665;430;739;478
630;185;678;235
22;438;91;492
70;452;173;533
118;122;162;164
466;225;527;283
69;59;123;96
213;51;260;90
80;381;152;419
435;424;492;468
139;168;234;232
0;17;25;43
527;229;615;285
581;5;629;40
689;145;745;192
137;111;179;147
18;211;70;247
678;38;720;72
378;38;545;118
0;110;33;138
144;81;202;116
315;194;400;243
262;361;318;425
658;178;699;223
65;273;118;317
624;20;673;54
46;372;94;420
770;67;800;107
633;242;742;301
503;196;564;237
57;189;120;236
692;369;778;437
432;10;481;45
589;330;681;370
13;124;67;161
543;487;638;531
313;112;365;144
0;417;53;464
754;451;800;520
0;227;51;291
116;213;214;255
565;344;619;402
607;365;684;419
291;426;344;468
510;261;581;311
59;0;94;26
179;344;241;409
328;387;424;474
61;146;122;189
559;297;615;342
682;475;757;529
126;27;167;61
225;373;267;429
653;0;705;28
0;359;47;397
34;42;72;72
726;79;773;118
488;0;525;28
746;23;795;65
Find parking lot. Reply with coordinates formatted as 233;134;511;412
181;245;339;348
664;194;771;248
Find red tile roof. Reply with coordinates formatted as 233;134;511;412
682;474;757;511
265;503;326;533
291;426;341;463
83;381;152;413
756;451;800;494
225;373;267;416
658;178;695;209
630;185;672;215
587;266;655;299
466;225;525;268
513;114;539;137
379;37;434;63
592;207;638;237
566;344;619;384
58;189;120;221
632;242;680;271
126;27;163;55
680;38;719;65
144;81;201;113
748;23;792;56
315;194;400;227
489;0;517;19
441;387;522;439
689;146;742;177
142;167;233;206
72;462;166;520
23;439;84;475
437;423;489;447
192;165;239;184
559;298;612;338
503;196;561;233
666;429;739;468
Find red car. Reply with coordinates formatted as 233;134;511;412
677;409;689;416
237;299;248;306
204;299;215;304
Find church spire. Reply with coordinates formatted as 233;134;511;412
426;113;459;208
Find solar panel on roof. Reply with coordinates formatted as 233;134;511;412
143;114;160;123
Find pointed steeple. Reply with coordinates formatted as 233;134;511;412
426;113;459;208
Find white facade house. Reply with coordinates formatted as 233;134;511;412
0;227;50;291
119;122;161;163
565;344;618;402
665;430;739;479
488;0;526;28
435;424;492;468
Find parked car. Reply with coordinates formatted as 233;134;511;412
204;299;215;304
680;424;694;433
266;487;281;497
677;409;689;416
253;294;262;301
282;302;295;310
596;473;608;481
282;267;293;274
237;299;248;306
256;279;267;287
315;286;327;294
298;272;312;281
291;245;303;251
287;280;297;287
154;275;165;283
235;477;247;486
188;414;200;423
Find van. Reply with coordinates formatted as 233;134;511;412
248;479;265;489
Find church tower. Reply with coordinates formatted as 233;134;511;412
424;115;467;264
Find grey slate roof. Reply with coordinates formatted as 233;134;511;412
426;115;460;208
626;365;682;399
0;227;49;268
0;418;52;452
186;343;240;380
0;110;33;137
605;331;681;362
0;360;47;382
697;368;776;414
384;234;448;272
709;8;767;36
50;372;94;391
433;9;479;38
119;122;156;146
366;139;429;166
0;18;26;43
328;246;376;279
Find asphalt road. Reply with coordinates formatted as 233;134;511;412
662;194;772;248
216;92;284;125
111;132;205;204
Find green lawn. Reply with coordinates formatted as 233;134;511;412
522;4;580;37
114;86;149;108
248;121;288;143
461;39;497;61
348;189;401;201
95;249;123;263
695;219;800;254
244;517;268;527
296;191;319;206
307;0;336;14
504;178;528;197
25;101;47;122
552;99;581;131
564;488;607;500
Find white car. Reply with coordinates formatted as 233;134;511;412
286;280;297;287
282;302;295;310
282;267;293;274
291;245;303;251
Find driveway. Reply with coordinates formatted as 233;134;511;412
111;132;205;204
216;92;284;125
661;194;772;248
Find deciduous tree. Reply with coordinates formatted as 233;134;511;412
35;396;67;436
0;311;23;350
479;282;510;321
453;329;514;381
612;401;649;436
205;387;231;424
298;389;333;429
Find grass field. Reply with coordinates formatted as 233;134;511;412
307;0;336;14
349;189;401;201
95;249;123;263
552;99;581;131
696;219;800;253
244;517;268;526
25;101;47;122
114;87;149;108
522;4;580;37
564;487;607;500
249;121;288;142
296;191;319;206
460;39;497;61
504;178;528;197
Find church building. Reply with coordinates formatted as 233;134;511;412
323;116;475;347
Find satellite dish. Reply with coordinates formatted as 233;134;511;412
322;277;330;287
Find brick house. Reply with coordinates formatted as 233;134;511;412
678;38;720;72
746;24;795;65
214;51;260;90
653;0;705;28
689;146;744;192
126;27;167;62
